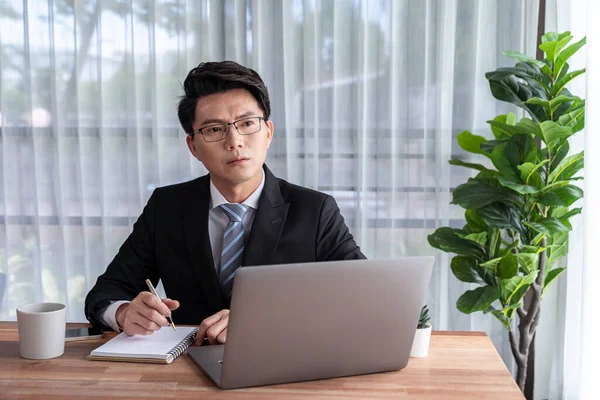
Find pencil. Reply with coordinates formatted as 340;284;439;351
145;279;176;331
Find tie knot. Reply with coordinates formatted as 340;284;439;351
220;203;249;223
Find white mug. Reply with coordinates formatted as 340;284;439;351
17;302;66;359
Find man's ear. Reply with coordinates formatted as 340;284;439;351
186;135;201;160
266;120;274;147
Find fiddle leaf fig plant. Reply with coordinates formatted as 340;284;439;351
428;31;585;394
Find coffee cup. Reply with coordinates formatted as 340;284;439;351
16;302;66;359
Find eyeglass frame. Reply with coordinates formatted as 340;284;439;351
189;116;267;142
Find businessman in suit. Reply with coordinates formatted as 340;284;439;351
85;61;365;345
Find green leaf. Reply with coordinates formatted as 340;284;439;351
548;151;584;183
538;185;584;207
480;257;502;275
503;51;550;73
549;95;581;115
497;176;539;194
547;233;569;266
452;179;523;209
489;228;501;258
543;180;572;192
497;254;519;279
515;118;541;136
550;68;586;97
550;141;570;172
457;131;490;158
500;270;538;305
520;245;546;254
543;267;566;296
486;68;548;121
538;121;574;149
495;63;553;96
457;286;501;314
499;176;540;194
465;209;487;233
450;256;479;283
490;113;517;140
463;232;488;247
487;121;521;138
531;233;546;246
551;207;582;220
474;170;501;184
558;105;585;133
541;31;568;43
492;142;520;182
516;253;538;274
555;36;586;78
539;33;572;62
428;227;486;258
517;160;548;189
449;159;493;172
480;140;503;156
524;97;550;112
564;97;584;113
478;203;526;235
524;218;572;236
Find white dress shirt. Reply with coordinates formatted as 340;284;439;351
101;171;266;332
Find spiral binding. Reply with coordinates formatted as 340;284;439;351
167;330;198;360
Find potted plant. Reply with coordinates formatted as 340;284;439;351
427;31;585;398
410;305;432;357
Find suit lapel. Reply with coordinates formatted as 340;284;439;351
183;174;225;312
244;166;289;266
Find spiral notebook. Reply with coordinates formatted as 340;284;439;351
87;326;198;364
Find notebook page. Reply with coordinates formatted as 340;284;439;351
90;326;198;359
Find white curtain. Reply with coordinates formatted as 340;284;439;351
3;0;583;396
542;0;598;399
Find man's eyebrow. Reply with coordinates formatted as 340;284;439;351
199;111;259;126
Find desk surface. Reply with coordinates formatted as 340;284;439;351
0;322;523;399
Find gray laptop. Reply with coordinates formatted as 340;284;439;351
187;257;434;389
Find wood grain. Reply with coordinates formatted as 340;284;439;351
0;322;523;399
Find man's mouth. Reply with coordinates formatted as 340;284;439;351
228;157;249;164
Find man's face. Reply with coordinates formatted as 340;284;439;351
186;89;273;188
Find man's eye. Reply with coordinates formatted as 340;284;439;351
209;126;223;133
243;120;255;126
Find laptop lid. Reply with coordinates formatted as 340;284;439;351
206;257;434;389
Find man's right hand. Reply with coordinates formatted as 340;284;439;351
115;292;179;336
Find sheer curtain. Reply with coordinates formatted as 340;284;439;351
1;0;548;388
543;0;598;399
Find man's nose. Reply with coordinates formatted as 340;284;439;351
224;124;243;148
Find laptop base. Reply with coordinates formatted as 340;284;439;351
188;345;224;387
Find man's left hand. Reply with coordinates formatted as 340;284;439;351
194;309;229;346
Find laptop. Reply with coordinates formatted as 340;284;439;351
187;257;434;389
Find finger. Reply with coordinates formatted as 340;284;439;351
216;328;227;344
133;315;163;332
194;335;209;346
140;292;171;316
163;299;180;311
135;304;168;327
124;322;154;336
206;315;229;345
197;311;226;342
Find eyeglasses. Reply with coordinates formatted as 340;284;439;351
191;116;266;142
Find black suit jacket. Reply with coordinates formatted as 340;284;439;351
85;165;365;330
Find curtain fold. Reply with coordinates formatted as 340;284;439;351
3;2;583;398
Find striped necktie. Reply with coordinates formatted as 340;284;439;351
219;203;249;298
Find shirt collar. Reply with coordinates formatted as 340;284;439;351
209;169;265;210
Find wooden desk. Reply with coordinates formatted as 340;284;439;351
0;322;523;399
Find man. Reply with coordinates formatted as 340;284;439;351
85;61;365;346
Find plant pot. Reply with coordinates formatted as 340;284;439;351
410;325;432;358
